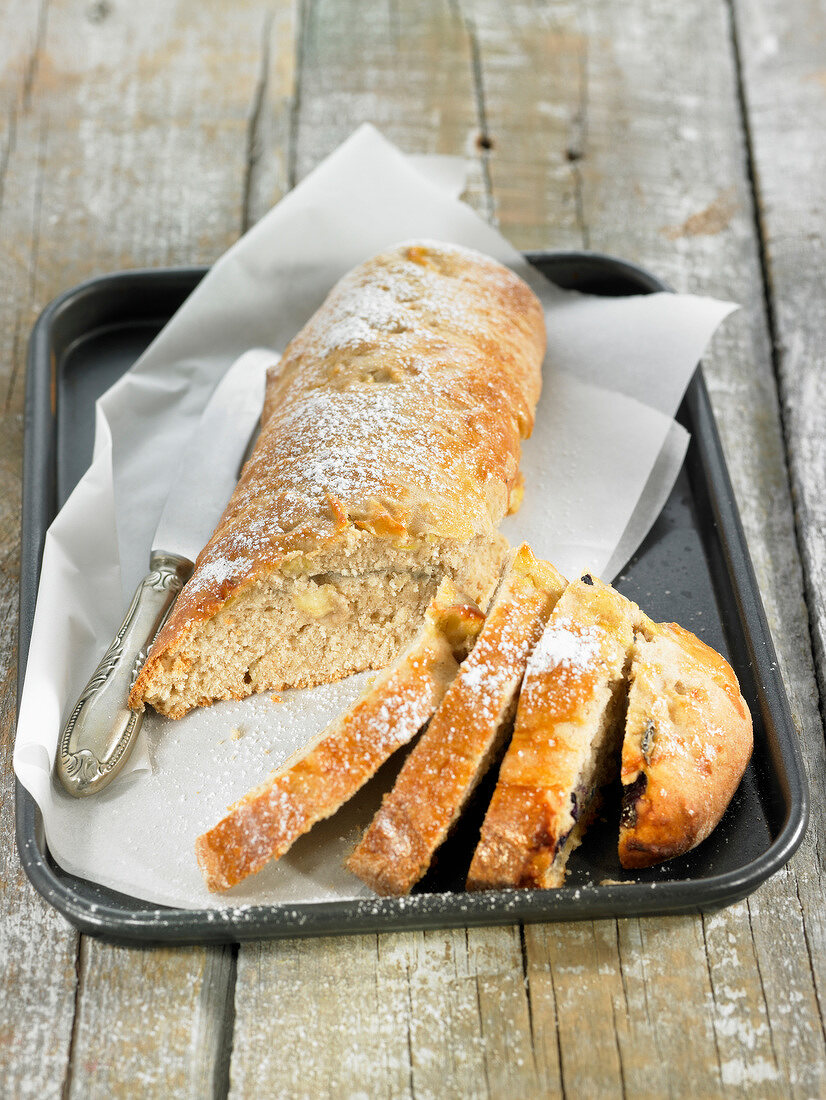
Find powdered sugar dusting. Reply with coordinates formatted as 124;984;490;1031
363;681;433;755
370;809;414;858
460;660;507;695
201;646;443;886
302;239;511;357
239;786;303;869
527;616;605;677
456;628;528;721
176;241;537;600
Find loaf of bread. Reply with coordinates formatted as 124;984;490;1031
347;545;567;896
194;557;753;893
467;575;637;891
129;241;545;718
618;620;753;868
196;579;484;892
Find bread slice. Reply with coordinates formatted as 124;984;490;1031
618;619;753;869
130;241;545;718
196;579;484;892
466;575;637;891
346;545;567;896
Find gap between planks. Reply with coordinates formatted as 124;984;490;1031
724;0;825;731
727;0;826;1065
6;0;824;1094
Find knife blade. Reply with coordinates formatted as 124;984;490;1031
56;347;276;797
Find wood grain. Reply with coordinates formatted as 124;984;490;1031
461;0;586;250
0;2;291;1097
465;0;826;1093
731;11;826;1090
231;927;541;1099
66;942;234;1099
1;5;79;1098
3;0;826;1095
289;0;489;210
526;916;724;1097
731;0;826;699
701;903;782;1092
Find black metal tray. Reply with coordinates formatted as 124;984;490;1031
17;252;809;945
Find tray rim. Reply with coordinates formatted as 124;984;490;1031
16;250;809;945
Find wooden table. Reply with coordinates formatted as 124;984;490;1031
3;2;825;1095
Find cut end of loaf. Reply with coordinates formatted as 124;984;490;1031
196;578;483;892
132;568;435;720
130;240;544;719
130;531;505;719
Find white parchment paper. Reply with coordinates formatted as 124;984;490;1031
14;125;737;909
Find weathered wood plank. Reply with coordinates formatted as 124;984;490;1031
231;927;542;1099
460;0;585;250
290;0;489;209
465;926;545;1093
732;9;826;1089
1;1;292;1096
229;3;544;1095
524;920;627;1098
243;0;299;229
66;942;234;1099
1;5;80;1098
470;0;826;1094
701;903;783;1094
231;934;404;1098
731;0;826;700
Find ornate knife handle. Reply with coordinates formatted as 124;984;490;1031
56;551;193;798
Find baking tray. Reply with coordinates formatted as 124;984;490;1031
17;252;809;945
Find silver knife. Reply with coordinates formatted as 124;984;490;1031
56;347;277;797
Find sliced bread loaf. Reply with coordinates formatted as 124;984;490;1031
467;575;637;890
196;579;483;892
346;545;567;895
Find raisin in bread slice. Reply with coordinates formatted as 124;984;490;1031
196;579;483;892
467;575;637;891
346;545;567;896
618;619;753;869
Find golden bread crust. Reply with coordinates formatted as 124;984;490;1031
467;577;636;890
618;620;753;869
195;580;484;892
346;545;567;896
130;241;544;713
